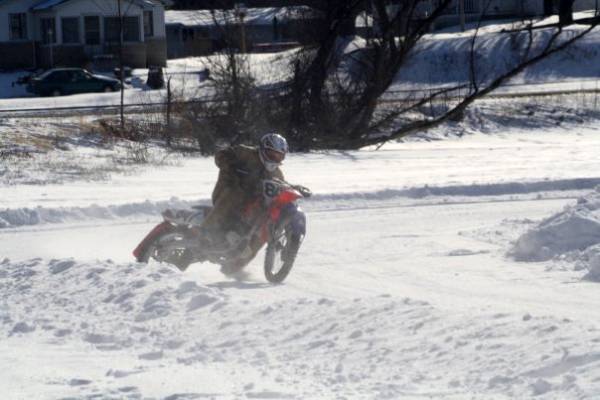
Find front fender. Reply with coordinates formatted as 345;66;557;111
280;203;306;237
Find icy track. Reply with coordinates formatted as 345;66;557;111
2;129;600;399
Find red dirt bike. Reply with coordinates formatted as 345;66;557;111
133;179;311;283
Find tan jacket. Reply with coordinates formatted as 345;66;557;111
211;145;285;204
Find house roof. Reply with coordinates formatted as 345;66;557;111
165;6;318;28
31;0;69;10
31;0;171;11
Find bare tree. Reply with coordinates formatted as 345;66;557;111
282;0;457;148
176;7;271;152
181;0;599;151
277;0;600;149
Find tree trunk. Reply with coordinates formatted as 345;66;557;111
558;0;574;25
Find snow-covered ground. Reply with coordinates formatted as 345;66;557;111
3;14;600;399
2;116;600;398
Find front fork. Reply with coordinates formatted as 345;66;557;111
274;203;306;239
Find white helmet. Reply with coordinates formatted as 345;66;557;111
259;133;288;172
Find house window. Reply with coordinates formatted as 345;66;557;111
84;16;100;45
9;13;28;40
123;16;141;41
144;11;154;37
41;18;56;44
104;16;140;43
61;17;80;44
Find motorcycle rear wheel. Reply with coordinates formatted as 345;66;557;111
138;226;193;271
264;228;302;283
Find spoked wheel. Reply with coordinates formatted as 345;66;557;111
264;226;302;283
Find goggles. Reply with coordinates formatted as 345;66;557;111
264;148;285;163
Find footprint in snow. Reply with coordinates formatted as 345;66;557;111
246;391;295;399
176;281;205;298
84;333;117;344
69;378;92;386
10;322;35;335
447;249;490;257
118;386;138;393
349;330;363;339
138;351;163;360
54;328;72;337
187;294;217;311
49;259;76;274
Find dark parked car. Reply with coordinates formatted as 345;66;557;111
26;68;121;97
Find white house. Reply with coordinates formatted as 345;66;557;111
0;0;171;70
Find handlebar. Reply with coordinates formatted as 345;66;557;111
268;178;312;199
292;185;312;198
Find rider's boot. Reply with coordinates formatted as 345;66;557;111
197;227;229;253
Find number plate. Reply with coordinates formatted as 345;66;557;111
263;180;280;203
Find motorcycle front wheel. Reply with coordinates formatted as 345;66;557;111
264;227;302;283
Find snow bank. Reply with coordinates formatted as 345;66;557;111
316;177;600;202
395;24;600;90
0;197;202;229
577;244;600;280
511;187;600;273
4;176;600;229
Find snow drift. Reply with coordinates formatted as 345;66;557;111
511;186;600;277
0;197;201;229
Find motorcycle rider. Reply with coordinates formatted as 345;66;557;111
199;133;289;272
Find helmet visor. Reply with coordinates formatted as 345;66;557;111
264;148;285;163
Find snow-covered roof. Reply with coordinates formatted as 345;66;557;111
31;0;168;11
165;6;318;28
31;0;69;10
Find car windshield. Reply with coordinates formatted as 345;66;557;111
34;70;55;80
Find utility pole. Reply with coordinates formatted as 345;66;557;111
118;0;125;130
459;0;466;32
235;3;247;53
48;29;54;68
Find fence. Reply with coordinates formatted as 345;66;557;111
2;81;600;119
439;0;480;15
